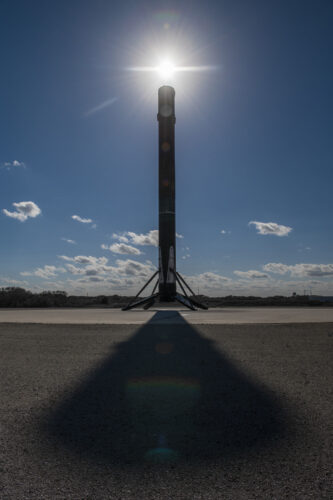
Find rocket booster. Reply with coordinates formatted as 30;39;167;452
157;86;176;301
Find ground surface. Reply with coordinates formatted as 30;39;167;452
1;306;333;324
0;311;332;498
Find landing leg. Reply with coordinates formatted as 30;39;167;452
122;293;159;311
122;270;208;311
143;298;156;310
174;293;196;310
176;272;208;309
122;271;159;311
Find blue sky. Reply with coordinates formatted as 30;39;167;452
1;0;332;296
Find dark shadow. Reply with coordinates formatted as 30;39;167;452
41;312;288;465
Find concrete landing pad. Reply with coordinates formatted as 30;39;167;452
1;306;333;324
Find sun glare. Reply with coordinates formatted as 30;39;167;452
126;60;217;86
124;47;217;101
157;61;175;80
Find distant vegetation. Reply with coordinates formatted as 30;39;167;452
0;287;332;308
202;295;332;307
0;287;130;308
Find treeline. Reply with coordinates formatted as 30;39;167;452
203;295;329;307
0;287;133;308
0;287;330;308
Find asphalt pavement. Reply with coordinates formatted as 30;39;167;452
0;311;332;498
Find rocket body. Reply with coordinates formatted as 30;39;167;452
122;85;207;312
157;86;176;301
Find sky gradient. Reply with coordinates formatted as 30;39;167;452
1;0;332;296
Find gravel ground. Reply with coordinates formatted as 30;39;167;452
0;313;332;499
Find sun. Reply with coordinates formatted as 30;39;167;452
157;61;176;80
125;54;217;92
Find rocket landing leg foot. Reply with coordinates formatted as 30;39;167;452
143;298;156;310
174;293;197;310
122;293;159;311
175;272;209;310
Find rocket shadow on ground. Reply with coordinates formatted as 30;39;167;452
42;311;288;465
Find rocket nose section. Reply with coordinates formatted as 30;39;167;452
158;85;175;97
158;86;176;121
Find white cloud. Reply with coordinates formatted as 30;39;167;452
59;274;333;297
262;263;290;275
76;256;108;265
220;230;231;235
111;229;180;247
85;268;100;276
263;262;333;278
58;255;75;262
1;160;25;170
112;233;129;243
59;255;113;278
181;254;191;260
15;258;333;297
20;265;66;279
126;230;159;247
183;270;333;296
61;238;76;244
234;270;269;279
0;277;28;286
112;230;158;246
61;254;155;289
198;272;230;283
2;201;41;222
66;263;105;276
66;264;85;275
59;255;108;266
249;221;292;236
183;272;231;293
293;264;333;277
72;214;93;224
102;243;142;255
115;259;155;277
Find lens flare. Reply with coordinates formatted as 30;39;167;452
120;38;218;112
126;61;217;87
157;61;175;79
